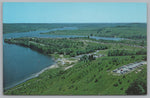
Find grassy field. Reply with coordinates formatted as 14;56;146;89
4;55;147;95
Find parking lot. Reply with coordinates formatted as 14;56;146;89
112;61;147;74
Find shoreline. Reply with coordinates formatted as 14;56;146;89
4;63;58;91
33;63;59;77
4;45;101;91
4;56;72;91
4;54;58;91
4;48;102;90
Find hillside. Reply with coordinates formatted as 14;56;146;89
4;37;147;95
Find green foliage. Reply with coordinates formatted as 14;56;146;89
3;23;75;33
4;23;134;33
41;23;147;41
80;55;96;62
107;49;146;56
4;38;108;57
125;79;147;95
113;83;118;87
80;55;89;62
3;23;147;95
95;24;147;40
4;55;147;95
125;66;147;95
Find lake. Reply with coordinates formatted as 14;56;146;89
3;43;54;90
3;27;122;90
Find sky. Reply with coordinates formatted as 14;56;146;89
3;2;147;23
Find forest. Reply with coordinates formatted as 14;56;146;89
4;38;108;57
42;23;147;40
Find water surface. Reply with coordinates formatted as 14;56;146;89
3;43;54;90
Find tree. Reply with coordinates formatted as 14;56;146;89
90;34;93;36
89;55;96;61
125;79;147;95
80;55;89;62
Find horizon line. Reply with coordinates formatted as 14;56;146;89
3;22;147;24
